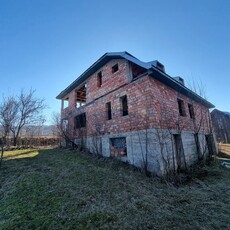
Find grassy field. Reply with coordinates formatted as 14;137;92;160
0;148;230;230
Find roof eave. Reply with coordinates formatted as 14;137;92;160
148;68;215;109
56;52;215;109
56;52;129;99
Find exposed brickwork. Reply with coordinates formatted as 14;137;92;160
61;59;211;139
87;59;130;102
58;54;216;175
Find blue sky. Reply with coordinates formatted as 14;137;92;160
0;0;229;124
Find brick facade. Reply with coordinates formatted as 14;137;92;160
57;52;215;175
62;59;211;137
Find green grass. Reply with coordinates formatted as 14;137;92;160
0;148;230;229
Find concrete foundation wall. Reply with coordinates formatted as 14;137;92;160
80;128;211;175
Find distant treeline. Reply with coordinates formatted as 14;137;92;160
0;136;59;148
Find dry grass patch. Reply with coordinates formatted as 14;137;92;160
217;144;230;163
3;149;39;160
218;143;230;156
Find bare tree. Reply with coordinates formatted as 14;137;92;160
0;96;19;167
187;79;216;161
154;99;188;183
52;112;66;147
187;78;208;100
91;119;104;156
52;112;78;149
0;89;46;147
8;89;46;146
0;132;4;169
0;96;18;146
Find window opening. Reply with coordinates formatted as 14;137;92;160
121;95;128;116
173;134;184;170
63;98;69;109
194;133;201;158
205;134;214;156
75;113;86;129
131;62;146;79
110;137;127;157
188;103;195;119
97;71;102;87
112;64;119;73
106;102;112;120
62;119;68;131
177;99;186;116
75;84;86;108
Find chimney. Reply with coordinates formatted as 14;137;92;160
151;60;165;72
156;61;165;72
174;76;185;86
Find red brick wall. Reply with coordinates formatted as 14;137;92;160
63;73;211;139
86;59;130;102
62;76;209;136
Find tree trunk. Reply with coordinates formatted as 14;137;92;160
0;145;4;169
13;136;17;146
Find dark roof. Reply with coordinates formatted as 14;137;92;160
56;51;214;108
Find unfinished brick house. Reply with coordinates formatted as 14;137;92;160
56;52;216;175
211;109;230;143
